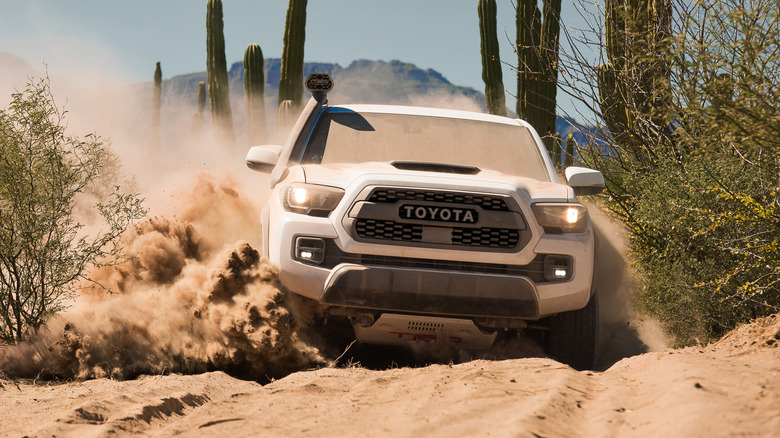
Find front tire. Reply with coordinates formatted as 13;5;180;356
547;291;599;370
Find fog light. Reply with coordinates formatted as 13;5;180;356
544;255;572;281
295;237;326;265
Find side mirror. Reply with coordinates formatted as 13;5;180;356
246;145;283;173
565;166;605;196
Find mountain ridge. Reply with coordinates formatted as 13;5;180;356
159;57;586;146
161;58;484;108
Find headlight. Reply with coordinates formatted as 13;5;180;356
531;203;589;233
282;183;344;216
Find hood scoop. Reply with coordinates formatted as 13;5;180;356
391;161;481;175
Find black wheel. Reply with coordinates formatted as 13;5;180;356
547;291;599;371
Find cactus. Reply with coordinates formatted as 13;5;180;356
564;133;576;168
551;133;562;170
277;99;295;142
539;0;561;139
198;81;207;116
206;0;235;145
279;0;307;112
478;0;506;116
598;0;672;166
150;61;162;147
516;0;561;144
244;44;267;145
516;0;541;128
191;81;207;138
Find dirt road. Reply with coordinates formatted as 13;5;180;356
2;314;778;437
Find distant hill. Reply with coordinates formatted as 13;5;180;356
0;52;590;150
159;58;594;146
0;52;40;97
161;58;484;109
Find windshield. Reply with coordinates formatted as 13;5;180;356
299;109;551;181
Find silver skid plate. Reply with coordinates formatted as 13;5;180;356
352;313;497;349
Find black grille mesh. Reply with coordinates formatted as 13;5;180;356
356;219;423;241
354;187;525;250
452;227;520;248
369;188;509;211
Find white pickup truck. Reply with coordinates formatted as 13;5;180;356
246;74;605;370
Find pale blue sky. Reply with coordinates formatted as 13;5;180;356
1;1;597;115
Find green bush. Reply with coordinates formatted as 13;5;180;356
603;150;779;345
566;0;779;345
0;77;145;343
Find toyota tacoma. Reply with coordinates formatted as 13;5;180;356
246;74;605;370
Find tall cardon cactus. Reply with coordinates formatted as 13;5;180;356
244;44;267;145
516;0;561;152
598;0;672;167
478;0;506;116
150;61;162;148
191;81;207;138
277;99;295;141
206;0;235;145
564;133;576;168
279;0;307;112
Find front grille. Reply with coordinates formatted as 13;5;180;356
369;188;509;212
452;227;520;248
349;187;528;251
355;219;422;241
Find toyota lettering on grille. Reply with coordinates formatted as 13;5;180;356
398;204;478;224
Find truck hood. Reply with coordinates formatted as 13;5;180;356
299;162;574;202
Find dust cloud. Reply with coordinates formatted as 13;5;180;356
0;172;324;381
0;57;325;382
588;201;669;368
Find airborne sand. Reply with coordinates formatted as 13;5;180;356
0;172;324;382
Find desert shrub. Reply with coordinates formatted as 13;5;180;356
561;0;779;345
0;77;146;343
602;150;778;345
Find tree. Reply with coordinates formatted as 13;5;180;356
0;77;146;343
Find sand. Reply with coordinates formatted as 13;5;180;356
1;314;778;437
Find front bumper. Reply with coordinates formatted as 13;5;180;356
322;264;540;318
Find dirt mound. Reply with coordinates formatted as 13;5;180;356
2;314;778;437
713;313;780;351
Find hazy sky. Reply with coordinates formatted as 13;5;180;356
1;0;598;116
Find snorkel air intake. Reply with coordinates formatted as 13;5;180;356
305;72;334;103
